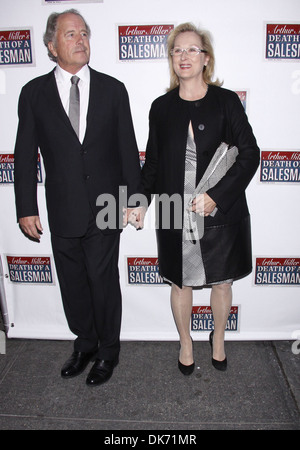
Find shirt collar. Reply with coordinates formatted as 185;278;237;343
55;64;90;84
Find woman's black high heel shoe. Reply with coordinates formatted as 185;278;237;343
178;338;195;375
178;359;195;375
209;330;227;371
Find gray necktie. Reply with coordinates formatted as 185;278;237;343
69;75;80;137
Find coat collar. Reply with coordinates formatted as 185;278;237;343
45;69;72;134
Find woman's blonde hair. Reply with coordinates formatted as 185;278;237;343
167;22;222;91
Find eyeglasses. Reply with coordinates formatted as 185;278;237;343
170;47;208;57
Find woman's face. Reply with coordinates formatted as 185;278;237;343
172;31;210;84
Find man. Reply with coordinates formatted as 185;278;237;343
14;9;142;386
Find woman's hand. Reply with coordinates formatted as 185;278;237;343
189;193;216;217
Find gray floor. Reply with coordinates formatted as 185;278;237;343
0;329;299;430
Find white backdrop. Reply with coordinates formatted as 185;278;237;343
0;0;299;343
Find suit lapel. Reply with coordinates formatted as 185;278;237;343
44;69;80;139
83;67;101;145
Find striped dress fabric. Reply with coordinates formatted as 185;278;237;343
182;129;233;287
182;129;206;286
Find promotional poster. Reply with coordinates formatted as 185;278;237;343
266;24;300;59
118;25;174;61
0;28;34;66
0;0;299;344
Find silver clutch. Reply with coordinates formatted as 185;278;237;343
184;142;238;242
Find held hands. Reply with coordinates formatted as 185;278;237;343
189;193;216;217
19;216;43;241
123;207;146;230
18;199;214;239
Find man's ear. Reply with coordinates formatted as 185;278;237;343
48;41;57;58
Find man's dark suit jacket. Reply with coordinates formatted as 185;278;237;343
14;66;141;238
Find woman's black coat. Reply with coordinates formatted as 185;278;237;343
142;85;260;287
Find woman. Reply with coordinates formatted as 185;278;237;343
141;23;260;373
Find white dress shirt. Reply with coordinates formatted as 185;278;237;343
54;64;90;144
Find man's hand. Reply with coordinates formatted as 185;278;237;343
123;207;146;230
19;216;43;241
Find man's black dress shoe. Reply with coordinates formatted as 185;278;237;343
61;351;97;378
86;358;119;386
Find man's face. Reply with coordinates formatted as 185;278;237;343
48;13;90;74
